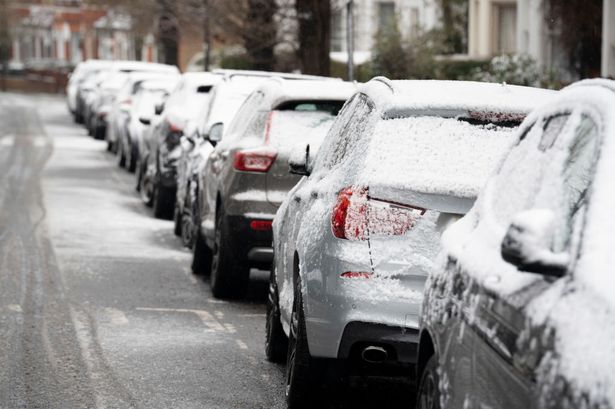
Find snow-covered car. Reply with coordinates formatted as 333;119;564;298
111;71;180;171
265;78;555;408
127;78;179;181
416;79;615;409
137;72;222;218
66;59;113;122
175;71;323;247
191;78;355;300
85;61;179;140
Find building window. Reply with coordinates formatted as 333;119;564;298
494;3;517;54
331;10;343;52
378;2;396;33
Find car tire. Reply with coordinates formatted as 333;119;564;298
191;229;212;276
140;169;154;207
416;354;441;409
173;203;182;237
285;278;322;409
153;183;174;219
128;143;138;173
265;269;287;363
107;140;114;152
210;206;249;299
181;185;198;249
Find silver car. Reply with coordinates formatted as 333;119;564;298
192;78;355;300
266;78;555;408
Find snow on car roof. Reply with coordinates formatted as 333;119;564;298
212;68;340;82
254;79;356;108
181;71;222;85
138;78;179;93
361;78;555;119
109;61;180;75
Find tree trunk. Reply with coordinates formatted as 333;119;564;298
156;0;179;67
243;0;277;71
296;0;331;76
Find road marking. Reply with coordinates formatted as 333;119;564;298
5;304;22;313
0;135;15;146
103;307;129;325
235;339;249;350
136;307;232;333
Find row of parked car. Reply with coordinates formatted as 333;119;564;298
67;60;615;409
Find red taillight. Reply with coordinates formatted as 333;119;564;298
250;220;273;231
233;148;277;173
331;186;426;240
169;122;183;134
341;271;372;279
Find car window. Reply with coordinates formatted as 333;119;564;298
553;115;599;252
225;91;265;138
491;114;570;227
491;111;598;254
312;94;374;172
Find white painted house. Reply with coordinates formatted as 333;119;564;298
468;0;615;79
330;0;439;65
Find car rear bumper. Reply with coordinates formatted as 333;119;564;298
225;214;274;267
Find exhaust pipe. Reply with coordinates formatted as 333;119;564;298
361;346;388;364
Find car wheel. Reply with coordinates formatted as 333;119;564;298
210;206;249;299
286;278;321;409
117;142;127;168
191;229;212;276
417;354;441;409
140;170;154;207
265;269;287;363
173;203;182;236
153;183;174;219
181;186;198;248
128;144;138;173
107;140;114;152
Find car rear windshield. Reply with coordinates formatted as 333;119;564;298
358;115;519;199
267;110;337;146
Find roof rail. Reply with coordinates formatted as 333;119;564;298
371;76;394;93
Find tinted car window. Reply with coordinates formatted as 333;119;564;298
225;91;265;138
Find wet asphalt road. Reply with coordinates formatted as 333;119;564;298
0;93;413;409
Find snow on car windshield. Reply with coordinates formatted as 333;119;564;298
268;111;336;147
359;115;518;199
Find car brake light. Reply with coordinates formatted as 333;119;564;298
250;220;273;231
341;271;372;279
233;148;277;173
331;186;426;240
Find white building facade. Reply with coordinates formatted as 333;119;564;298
330;0;439;64
469;0;615;79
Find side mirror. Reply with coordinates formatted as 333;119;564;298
139;116;151;125
501;209;569;278
207;122;224;145
154;101;165;115
289;143;312;176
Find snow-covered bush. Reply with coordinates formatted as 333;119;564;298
472;54;542;87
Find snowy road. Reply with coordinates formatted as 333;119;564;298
0;93;411;408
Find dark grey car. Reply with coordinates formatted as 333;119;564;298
192;78;355;299
416;80;615;409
